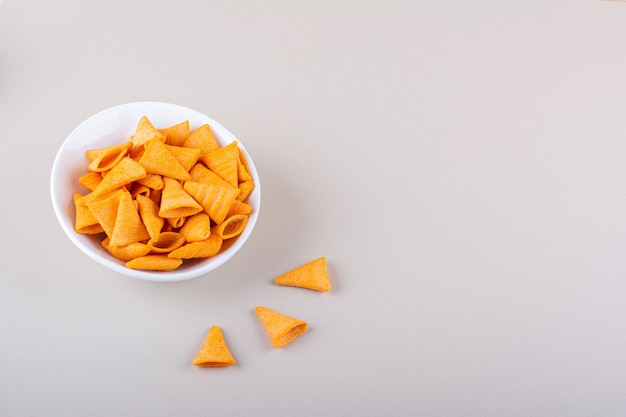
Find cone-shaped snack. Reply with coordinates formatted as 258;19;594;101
211;214;248;240
166;216;185;229
84;189;124;238
85;141;132;172
237;180;254;202
158;177;203;219
192;326;236;367
168;234;223;259
136;194;164;241
183;124;220;157
131;115;166;149
183;179;239;225
73;193;104;234
109;191;151;247
165;144;200;172
139;138;191;181
159;119;190;147
125;254;182;271
136;173;164;191
179;212;211;242
147;231;185;254
201;141;240;188
91;157;146;196
101;238;150;262
188;163;214;183
227;199;252;217
274;257;331;292
78;171;103;192
254;306;308;348
130;183;150;199
237;158;252;182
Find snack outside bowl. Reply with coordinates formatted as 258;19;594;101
50;102;261;282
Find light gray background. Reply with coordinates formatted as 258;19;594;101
2;1;626;416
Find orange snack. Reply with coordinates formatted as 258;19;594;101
109;190;151;247
101;238;150;262
274;257;331;292
183;179;239;225
227;199;251;216
168;235;223;259
139;138;191;181
254;306;308;348
72;193;104;234
183;124;219;157
83;189;124;238
192;326;236;367
130;115;166;149
179;212;211;242
146;231;185;254
78;172;103;192
158;177;202;219
211;214;248;240
91;157;146;196
136;173;164;190
237;180;254;202
201;141;240;188
136;195;164;241
159;120;190;147
165;144;200;172
125;255;183;271
86;141;133;172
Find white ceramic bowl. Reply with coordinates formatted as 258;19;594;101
50;101;261;282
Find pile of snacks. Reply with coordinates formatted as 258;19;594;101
72;116;254;271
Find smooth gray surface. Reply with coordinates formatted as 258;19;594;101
2;1;626;416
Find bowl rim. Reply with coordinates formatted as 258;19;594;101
50;101;261;282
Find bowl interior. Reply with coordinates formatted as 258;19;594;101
50;101;260;282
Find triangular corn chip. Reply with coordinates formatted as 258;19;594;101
165;144;200;172
109;191;151;247
132;184;151;200
237;158;252;182
91;157;146;196
129;145;145;161
78;171;103;192
227;199;252;217
131;116;166;149
73;193;104;234
125;255;183;271
192;326;236;367
211;214;248;240
274;257;331;292
166;216;185;229
159;120;190;147
101;238;150;262
147;231;185;254
168;235;223;259
254;306;308;348
183;124;219;157
238;148;251;176
84;189;124;238
201;141;239;188
85;141;132;172
179;212;211;242
183;180;239;225
139;138;191;181
188;163;215;184
136;173;164;190
159;177;203;218
237;180;254;202
136;194;164;241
